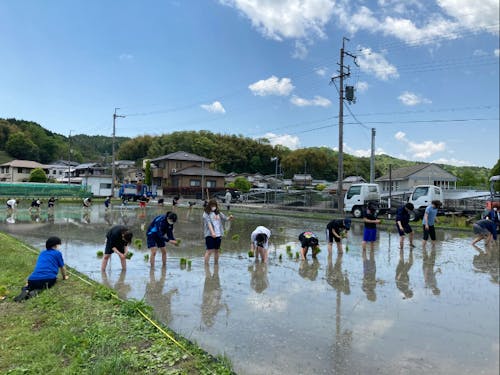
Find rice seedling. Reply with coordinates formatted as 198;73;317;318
96;250;104;258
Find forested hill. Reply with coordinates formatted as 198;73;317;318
0;118;128;164
0;117;495;187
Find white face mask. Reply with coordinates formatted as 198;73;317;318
211;206;217;212
167;220;174;225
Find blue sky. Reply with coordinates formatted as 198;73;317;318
1;0;498;168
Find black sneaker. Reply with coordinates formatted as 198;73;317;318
14;289;29;302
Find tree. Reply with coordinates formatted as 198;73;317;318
29;168;47;182
490;159;500;191
144;160;152;186
232;177;251;192
6;132;40;160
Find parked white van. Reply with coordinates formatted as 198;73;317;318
408;185;444;220
344;183;381;218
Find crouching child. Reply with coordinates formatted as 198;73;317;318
14;236;69;302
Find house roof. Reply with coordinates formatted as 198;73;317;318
0;159;46;169
151;151;213;163
343;175;366;183
172;166;226;177
75;163;104;169
375;163;455;181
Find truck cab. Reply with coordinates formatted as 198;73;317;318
408;185;444;220
344;183;381;218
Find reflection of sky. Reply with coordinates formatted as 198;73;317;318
1;204;499;375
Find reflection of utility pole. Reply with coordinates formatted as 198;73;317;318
331;37;357;212
112;108;126;197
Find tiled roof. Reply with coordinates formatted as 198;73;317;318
151;151;213;163
171;166;226;177
376;164;430;181
0;159;46;168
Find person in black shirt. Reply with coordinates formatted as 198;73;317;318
396;203;415;249
326;218;351;254
101;225;133;271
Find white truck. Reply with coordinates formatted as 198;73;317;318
344;183;381;218
408;185;444;220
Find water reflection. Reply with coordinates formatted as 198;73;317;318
472;244;500;283
362;248;377;301
248;261;269;293
201;264;228;328
396;249;414;299
144;267;177;325
101;270;131;299
299;258;320;281
422;248;441;295
326;253;350;295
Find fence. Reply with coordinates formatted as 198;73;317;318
0;182;91;198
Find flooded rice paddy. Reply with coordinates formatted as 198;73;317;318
1;203;499;375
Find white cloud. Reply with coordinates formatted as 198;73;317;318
248;76;295;96
438;0;499;34
290;95;331;107
119;53;134;61
357;48;399;80
334;1;498;48
220;0;335;41
200;101;226;114
263;132;300;149
473;49;488;56
431;157;475;166
356;81;369;93
394;131;446;158
345;144;386;157
315;67;328;76
292;40;308;59
398;91;432;106
495;49;500;57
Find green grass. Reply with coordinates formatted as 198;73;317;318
0;232;234;375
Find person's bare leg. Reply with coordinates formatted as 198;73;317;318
101;254;111;272
150;247;157;267
214;250;219;264
160;247;167;266
327;242;333;255
204;250;212;264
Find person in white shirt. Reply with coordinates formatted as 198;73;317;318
6;198;19;210
250;226;271;262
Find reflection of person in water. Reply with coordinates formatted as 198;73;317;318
472;244;499;284
396;248;414;299
326;253;350;295
144;267;178;325
362;248;377;301
422;248;440;295
299;258;320;281
101;269;131;298
248;260;269;293
201;264;228;328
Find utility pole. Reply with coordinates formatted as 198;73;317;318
67;130;72;185
112;108;125;197
370;128;376;183
331;37;357;212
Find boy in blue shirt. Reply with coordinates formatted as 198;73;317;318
422;200;442;248
14;236;69;301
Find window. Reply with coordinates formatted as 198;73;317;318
346;185;361;199
100;183;112;189
368;186;378;193
206;180;216;188
190;179;201;187
412;186;429;200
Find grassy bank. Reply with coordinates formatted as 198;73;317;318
0;232;234;375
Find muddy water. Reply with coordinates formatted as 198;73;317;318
1;204;499;375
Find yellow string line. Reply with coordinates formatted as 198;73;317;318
4;234;195;360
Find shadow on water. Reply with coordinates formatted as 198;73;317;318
1;203;499;375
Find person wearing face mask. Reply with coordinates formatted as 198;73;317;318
203;199;233;265
101;225;134;271
147;211;178;267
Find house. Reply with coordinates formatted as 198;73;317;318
0;160;47;182
376;164;457;192
292;174;313;187
81;175;113;197
150;151;226;193
74;163;108;177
